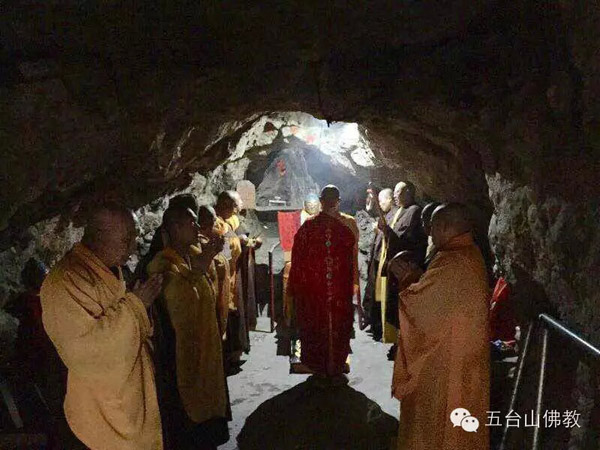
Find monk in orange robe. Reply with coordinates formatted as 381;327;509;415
287;185;361;378
390;203;490;450
41;204;164;450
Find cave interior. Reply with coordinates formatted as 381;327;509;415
1;1;600;448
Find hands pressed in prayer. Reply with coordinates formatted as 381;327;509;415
244;235;263;249
205;234;225;257
387;257;409;280
192;234;225;272
132;274;163;309
387;257;422;286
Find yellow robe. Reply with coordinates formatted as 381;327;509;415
337;212;360;291
377;207;403;343
212;253;231;337
225;214;241;232
393;233;490;450
40;243;162;450
426;235;436;260
147;247;227;424
215;216;242;310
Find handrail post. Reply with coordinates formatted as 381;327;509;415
500;313;600;450
500;321;535;450
532;327;549;450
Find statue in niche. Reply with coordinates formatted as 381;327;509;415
256;148;320;210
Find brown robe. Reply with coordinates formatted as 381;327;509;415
393;232;490;450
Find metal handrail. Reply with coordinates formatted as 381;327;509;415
539;314;600;360
500;313;600;450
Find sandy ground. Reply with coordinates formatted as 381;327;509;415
223;317;399;450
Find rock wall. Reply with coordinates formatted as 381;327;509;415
0;112;378;302
1;2;600;444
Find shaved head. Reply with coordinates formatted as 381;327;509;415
421;201;441;235
379;188;393;200
169;194;198;216
197;205;217;231
82;203;136;267
163;204;199;248
431;203;472;248
320;185;341;211
216;191;235;206
432;203;472;232
215;191;237;219
378;188;394;213
393;181;416;207
304;193;320;215
163;205;197;234
83;203;134;243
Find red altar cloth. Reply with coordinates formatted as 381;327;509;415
277;210;301;252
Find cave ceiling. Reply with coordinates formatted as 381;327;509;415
1;0;598;245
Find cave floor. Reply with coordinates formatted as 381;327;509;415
225;318;399;450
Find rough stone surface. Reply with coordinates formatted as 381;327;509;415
356;210;377;288
0;217;83;307
2;2;600;445
0;309;18;364
255;147;320;210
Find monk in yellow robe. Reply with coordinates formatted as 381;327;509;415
148;204;229;450
215;191;249;363
227;190;262;332
390;203;490;450
41;204;164;450
212;252;231;336
198;205;230;337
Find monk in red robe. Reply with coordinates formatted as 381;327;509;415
287;185;359;379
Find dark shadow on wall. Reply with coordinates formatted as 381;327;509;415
501;266;580;450
237;377;398;450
